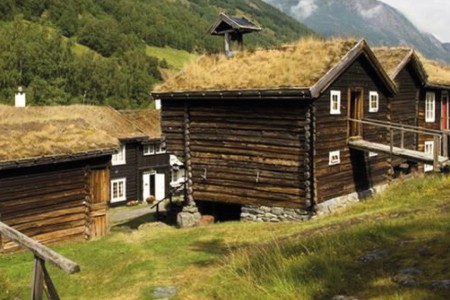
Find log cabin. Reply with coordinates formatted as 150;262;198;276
152;38;399;220
373;48;428;171
418;57;450;172
0;105;120;251
118;109;172;203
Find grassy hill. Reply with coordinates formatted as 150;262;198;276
1;174;450;299
0;0;315;108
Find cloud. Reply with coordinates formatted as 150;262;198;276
290;0;318;20
379;0;450;42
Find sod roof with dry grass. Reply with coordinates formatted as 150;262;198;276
372;47;413;78
419;56;450;87
154;38;359;92
0;105;147;163
119;109;161;139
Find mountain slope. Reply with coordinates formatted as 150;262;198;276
263;0;450;64
0;0;315;108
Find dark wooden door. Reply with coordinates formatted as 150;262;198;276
349;90;364;138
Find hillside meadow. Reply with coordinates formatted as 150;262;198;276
1;174;450;299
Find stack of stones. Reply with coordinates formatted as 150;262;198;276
240;205;311;222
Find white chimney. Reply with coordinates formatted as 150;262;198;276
155;99;161;110
15;86;26;107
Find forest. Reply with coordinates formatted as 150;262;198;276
0;0;314;108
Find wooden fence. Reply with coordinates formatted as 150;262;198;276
0;221;80;300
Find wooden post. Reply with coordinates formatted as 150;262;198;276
32;256;44;300
224;32;232;56
434;135;440;172
400;126;405;149
42;261;60;300
184;101;195;206
442;133;448;158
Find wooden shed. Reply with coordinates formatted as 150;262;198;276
0;105;119;251
153;38;398;219
118;109;171;203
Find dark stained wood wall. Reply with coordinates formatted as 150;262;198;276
390;64;421;150
162;99;311;209
418;88;442;152
315;56;390;203
0;157;110;252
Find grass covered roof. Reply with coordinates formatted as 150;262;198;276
155;37;358;92
420;56;450;87
0;105;146;164
119;109;161;139
372;47;412;78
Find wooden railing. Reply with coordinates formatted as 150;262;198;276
349;118;449;170
0;222;80;300
150;180;187;218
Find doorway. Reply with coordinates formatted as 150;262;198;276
142;171;166;201
348;89;364;138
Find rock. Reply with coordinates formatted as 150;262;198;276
138;222;169;230
271;207;284;216
264;213;277;219
358;249;388;263
182;205;199;214
332;295;358;300
176;211;201;228
392;267;422;288
260;206;271;212
153;286;177;299
431;279;450;290
241;207;259;214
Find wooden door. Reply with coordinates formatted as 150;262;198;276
442;92;449;130
88;168;109;239
349;90;364;138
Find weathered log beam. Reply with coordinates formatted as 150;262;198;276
0;222;80;274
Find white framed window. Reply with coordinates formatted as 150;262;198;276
425;92;436;123
424;141;434;172
144;143;165;156
369;91;379;113
330;90;341;115
112;144;126;166
369;151;378;158
144;144;155;155
111;178;126;202
329;150;341;166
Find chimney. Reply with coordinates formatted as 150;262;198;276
15;86;26;107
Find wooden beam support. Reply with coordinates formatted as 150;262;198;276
184;101;195;206
0;222;80;274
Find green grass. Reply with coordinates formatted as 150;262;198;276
1;174;450;299
145;46;197;70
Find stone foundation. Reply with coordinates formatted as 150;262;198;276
240;206;311;222
315;183;388;216
176;205;201;228
240;183;389;222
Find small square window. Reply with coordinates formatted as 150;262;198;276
144;144;155;155
369;91;379;113
330;90;341;115
329;150;341;166
112;144;126;166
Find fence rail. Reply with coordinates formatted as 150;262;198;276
0;221;80;300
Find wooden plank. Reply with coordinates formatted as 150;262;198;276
0;222;80;274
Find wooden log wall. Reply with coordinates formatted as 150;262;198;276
315;56;390;203
0;158;110;252
162;99;310;209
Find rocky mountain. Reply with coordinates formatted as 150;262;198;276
443;43;450;53
263;0;450;63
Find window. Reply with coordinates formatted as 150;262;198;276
329;150;341;166
425;92;435;123
330;90;341;115
144;143;165;155
111;178;126;202
369;91;379;112
424;141;434;172
144;144;155;155
112;144;126;165
144;143;166;155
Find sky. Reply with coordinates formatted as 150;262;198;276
379;0;450;42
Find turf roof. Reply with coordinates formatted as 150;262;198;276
119;109;161;139
0;105;147;164
154;37;358;92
